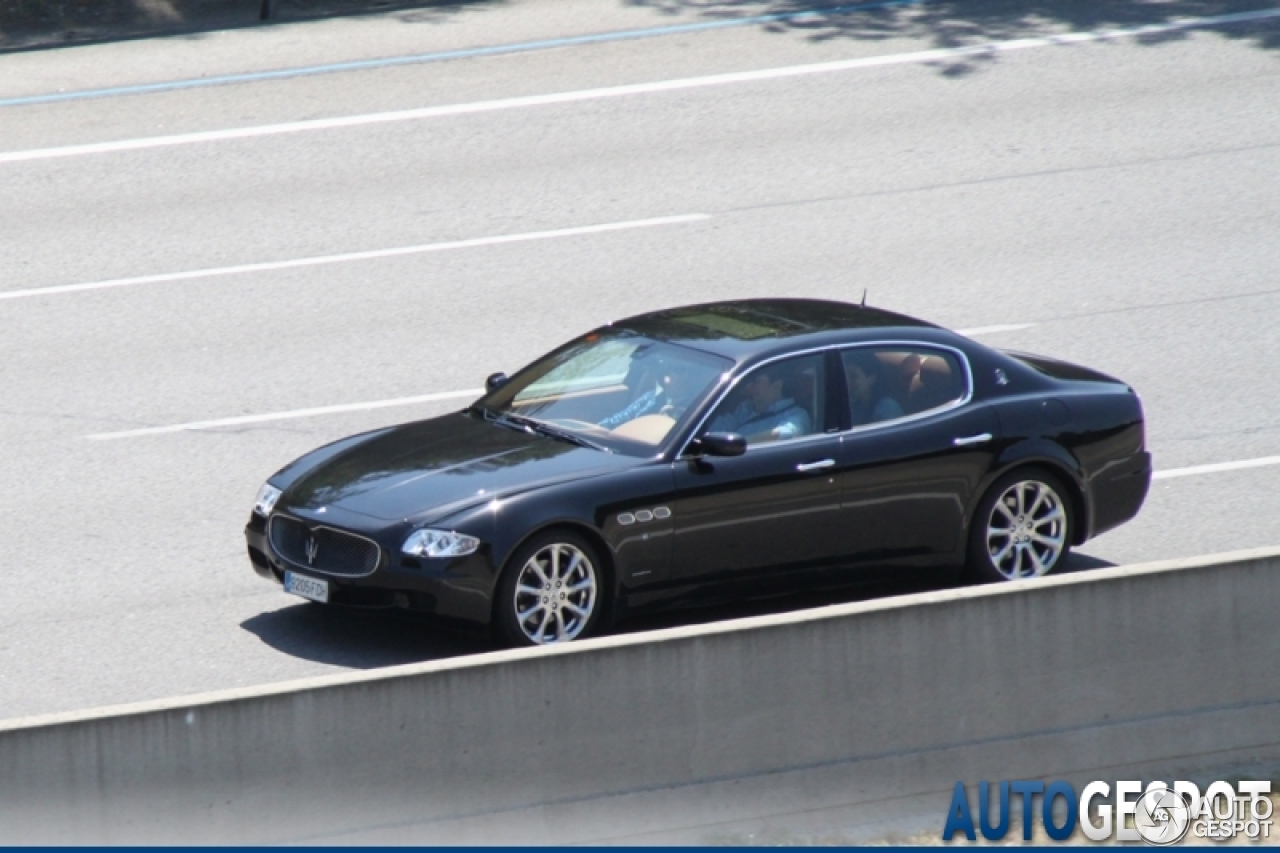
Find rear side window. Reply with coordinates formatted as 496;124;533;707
841;347;967;426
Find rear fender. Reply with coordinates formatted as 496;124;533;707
973;439;1091;545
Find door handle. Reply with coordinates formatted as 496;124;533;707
796;459;836;472
953;433;993;447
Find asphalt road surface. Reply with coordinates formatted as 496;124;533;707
1;0;1279;720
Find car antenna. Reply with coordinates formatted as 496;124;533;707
860;288;868;308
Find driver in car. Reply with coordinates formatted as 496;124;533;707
598;358;704;430
707;366;810;443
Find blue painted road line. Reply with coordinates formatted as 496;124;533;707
0;0;925;109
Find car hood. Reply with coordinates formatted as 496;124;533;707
281;412;637;521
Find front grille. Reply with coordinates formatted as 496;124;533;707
269;515;382;577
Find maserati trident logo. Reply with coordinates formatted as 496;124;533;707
305;535;319;566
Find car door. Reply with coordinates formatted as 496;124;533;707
670;352;847;582
833;344;1000;568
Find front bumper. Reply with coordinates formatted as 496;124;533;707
244;513;497;625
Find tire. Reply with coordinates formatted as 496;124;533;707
967;468;1072;583
494;530;606;647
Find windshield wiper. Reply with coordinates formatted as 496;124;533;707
474;408;608;452
524;420;610;452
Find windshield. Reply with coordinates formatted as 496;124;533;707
476;329;731;455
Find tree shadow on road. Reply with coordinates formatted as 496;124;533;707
0;0;504;53
625;0;1280;75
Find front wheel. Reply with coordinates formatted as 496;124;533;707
494;531;606;647
968;469;1072;582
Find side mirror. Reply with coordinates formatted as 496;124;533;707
690;432;747;457
485;372;509;393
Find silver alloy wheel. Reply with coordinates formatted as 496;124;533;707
985;480;1067;579
511;542;598;644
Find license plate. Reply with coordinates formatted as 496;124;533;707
284;571;329;603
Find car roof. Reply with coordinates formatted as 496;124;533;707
611;298;952;362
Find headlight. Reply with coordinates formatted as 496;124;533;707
253;483;282;517
402;528;481;558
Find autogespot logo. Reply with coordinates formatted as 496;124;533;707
942;779;1273;844
1133;785;1192;845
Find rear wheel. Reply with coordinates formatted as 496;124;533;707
494;530;605;647
968;469;1072;582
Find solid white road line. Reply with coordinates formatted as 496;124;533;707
85;389;484;441
0;214;709;302
3;9;1279;165
1152;456;1280;480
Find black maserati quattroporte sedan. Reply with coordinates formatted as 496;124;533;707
245;299;1151;646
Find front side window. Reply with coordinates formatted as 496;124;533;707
478;330;730;454
841;346;967;427
705;354;825;446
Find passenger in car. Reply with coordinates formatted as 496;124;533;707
708;365;811;443
845;350;905;425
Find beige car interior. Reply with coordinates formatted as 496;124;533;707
872;349;965;417
610;413;677;444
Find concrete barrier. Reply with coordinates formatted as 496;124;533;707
3;547;1279;844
